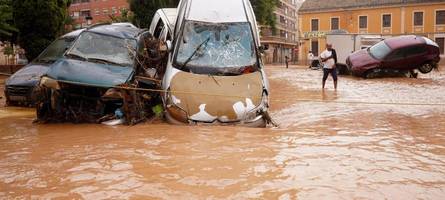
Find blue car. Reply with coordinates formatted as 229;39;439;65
36;23;160;123
4;29;83;106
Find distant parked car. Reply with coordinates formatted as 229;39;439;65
346;35;441;78
4;29;83;106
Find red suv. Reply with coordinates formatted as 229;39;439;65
346;35;441;78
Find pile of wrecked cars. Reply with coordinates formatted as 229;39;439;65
5;0;274;127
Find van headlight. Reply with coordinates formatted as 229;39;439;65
245;92;269;121
166;89;188;123
39;76;61;90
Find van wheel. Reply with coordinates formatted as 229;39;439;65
418;63;434;74
363;68;381;79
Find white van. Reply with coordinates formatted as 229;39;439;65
150;0;271;127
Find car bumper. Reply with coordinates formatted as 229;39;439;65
165;111;267;128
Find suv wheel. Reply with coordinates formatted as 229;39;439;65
418;62;434;74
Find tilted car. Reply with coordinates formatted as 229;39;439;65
4;29;83;106
36;23;160;123
346;35;441;78
152;0;271;127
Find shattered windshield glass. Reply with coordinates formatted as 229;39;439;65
36;38;74;63
369;41;392;60
175;21;257;72
68;32;136;66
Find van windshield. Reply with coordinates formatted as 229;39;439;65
35;38;74;63
174;21;257;74
67;32;136;66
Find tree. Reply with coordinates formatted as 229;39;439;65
12;0;72;60
250;0;278;33
129;0;180;28
0;0;17;39
109;8;134;23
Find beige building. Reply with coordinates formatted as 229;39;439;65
260;0;302;64
298;0;445;60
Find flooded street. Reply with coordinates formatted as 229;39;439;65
1;66;445;199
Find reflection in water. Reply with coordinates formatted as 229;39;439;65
1;67;445;199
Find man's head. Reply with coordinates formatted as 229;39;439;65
326;44;333;51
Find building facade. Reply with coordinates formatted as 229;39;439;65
298;0;445;61
260;0;302;64
69;0;129;29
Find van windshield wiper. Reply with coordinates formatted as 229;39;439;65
66;53;88;61
87;57;122;66
180;37;211;69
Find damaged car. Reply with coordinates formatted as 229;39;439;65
4;29;83;106
158;0;272;127
36;23;164;125
347;35;441;78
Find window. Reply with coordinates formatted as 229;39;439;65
404;46;427;57
414;12;423;26
386;50;404;61
103;9;108;15
311;19;319;31
153;19;165;38
436;10;445;25
311;40;319;56
359;16;367;29
80;10;91;17
331;17;339;30
436;38;444;54
382;14;391;27
369;41;391;60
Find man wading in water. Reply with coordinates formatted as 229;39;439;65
320;44;338;90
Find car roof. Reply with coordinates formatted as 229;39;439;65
87;23;142;39
186;0;249;23
61;28;85;39
384;35;425;49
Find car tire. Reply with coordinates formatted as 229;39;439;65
363;68;381;79
418;62;434;74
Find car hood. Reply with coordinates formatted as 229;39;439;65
348;49;380;68
46;59;134;88
6;63;49;86
168;71;264;122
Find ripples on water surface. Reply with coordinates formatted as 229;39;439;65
0;67;444;199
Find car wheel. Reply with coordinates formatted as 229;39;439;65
36;87;54;123
418;63;434;74
363;68;381;79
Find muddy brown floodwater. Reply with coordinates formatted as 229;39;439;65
1;66;445;199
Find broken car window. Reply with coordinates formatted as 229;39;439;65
369;41;392;60
36;38;74;63
175;21;257;72
68;32;137;66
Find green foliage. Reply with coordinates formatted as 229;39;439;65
251;0;278;33
0;0;17;38
12;0;71;60
109;8;134;23
129;0;180;28
3;44;13;55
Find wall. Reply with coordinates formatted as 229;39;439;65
298;2;445;62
